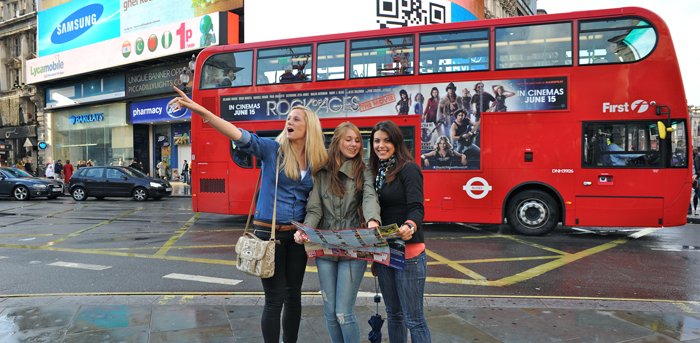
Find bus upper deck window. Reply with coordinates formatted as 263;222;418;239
495;22;572;70
317;42;345;81
257;45;313;85
350;35;414;78
579;18;656;65
200;51;253;89
419;29;489;74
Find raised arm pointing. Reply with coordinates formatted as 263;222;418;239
168;86;243;141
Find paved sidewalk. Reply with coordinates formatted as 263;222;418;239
169;181;191;197
0;294;698;342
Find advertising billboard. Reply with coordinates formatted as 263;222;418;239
245;0;481;42
37;0;241;56
38;0;121;57
28;13;221;84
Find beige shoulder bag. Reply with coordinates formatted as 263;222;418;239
235;155;280;278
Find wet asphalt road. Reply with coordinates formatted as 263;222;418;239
0;196;699;303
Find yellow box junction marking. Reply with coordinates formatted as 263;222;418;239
0;210;646;288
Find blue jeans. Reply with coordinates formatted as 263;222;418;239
376;252;431;343
317;258;367;343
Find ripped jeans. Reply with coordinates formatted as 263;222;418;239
316;257;367;343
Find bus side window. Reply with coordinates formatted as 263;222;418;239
583;122;666;168
230;142;252;168
578;18;657;65
201;51;253;89
257;45;313;85
419;29;489;74
317;41;345;81
350;35;414;78
495;22;572;69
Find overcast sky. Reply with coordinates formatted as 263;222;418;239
536;0;698;106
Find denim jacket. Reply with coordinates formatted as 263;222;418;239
235;129;313;224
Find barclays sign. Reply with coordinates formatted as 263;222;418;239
70;112;104;125
130;97;191;124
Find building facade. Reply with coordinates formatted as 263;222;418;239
0;0;39;172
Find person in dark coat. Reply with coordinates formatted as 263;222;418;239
369;120;431;342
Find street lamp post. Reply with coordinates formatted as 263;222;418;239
179;54;197;92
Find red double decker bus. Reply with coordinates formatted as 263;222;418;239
189;7;690;235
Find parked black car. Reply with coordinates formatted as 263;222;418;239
68;166;172;201
0;167;64;200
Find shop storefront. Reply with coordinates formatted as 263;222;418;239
51;103;133;167
130;97;191;179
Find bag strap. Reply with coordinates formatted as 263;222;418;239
243;153;281;241
243;171;262;235
270;153;280;241
242;152;281;243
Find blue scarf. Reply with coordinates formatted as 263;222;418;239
375;155;397;196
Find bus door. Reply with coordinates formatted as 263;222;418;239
191;127;230;214
574;121;669;227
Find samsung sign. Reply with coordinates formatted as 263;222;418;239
38;0;120;57
51;4;103;44
130;97;191;124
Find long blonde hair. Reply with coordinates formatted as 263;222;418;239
275;106;327;180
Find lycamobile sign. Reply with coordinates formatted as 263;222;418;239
30;55;65;78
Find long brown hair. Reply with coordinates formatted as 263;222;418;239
369;120;413;183
327;122;364;197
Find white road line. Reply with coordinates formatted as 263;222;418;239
628;228;661;239
163;273;242;286
0;256;6;260
48;261;112;270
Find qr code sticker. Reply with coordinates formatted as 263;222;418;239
376;0;447;28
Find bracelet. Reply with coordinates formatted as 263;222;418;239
404;221;416;234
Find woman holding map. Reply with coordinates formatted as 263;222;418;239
295;122;381;343
169;86;328;343
369;120;431;342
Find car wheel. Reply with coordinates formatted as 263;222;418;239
506;190;559;236
132;187;148;201
72;187;87;201
13;186;30;201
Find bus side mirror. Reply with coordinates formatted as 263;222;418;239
657;121;672;140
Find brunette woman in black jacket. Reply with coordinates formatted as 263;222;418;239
369;120;431;342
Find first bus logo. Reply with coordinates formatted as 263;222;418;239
602;99;650;114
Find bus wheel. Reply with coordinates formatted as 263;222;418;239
506;190;559;236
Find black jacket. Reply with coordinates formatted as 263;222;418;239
377;162;424;244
